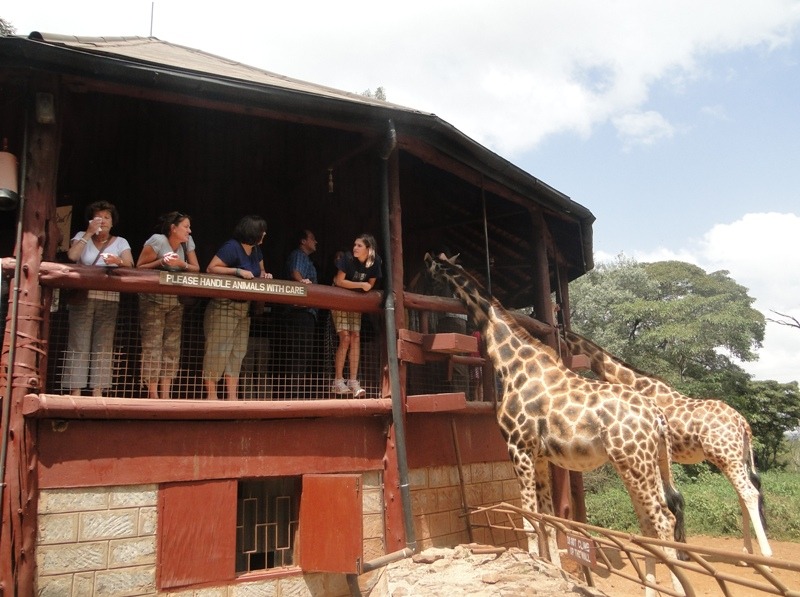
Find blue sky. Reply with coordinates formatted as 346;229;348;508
3;1;799;383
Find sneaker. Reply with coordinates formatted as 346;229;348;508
331;378;350;395
347;379;366;397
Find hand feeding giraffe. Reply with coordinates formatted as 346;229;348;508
560;329;771;558
425;254;686;597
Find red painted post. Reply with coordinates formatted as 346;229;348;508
0;79;61;596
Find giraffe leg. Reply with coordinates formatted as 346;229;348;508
612;461;686;597
719;462;772;557
508;447;542;559
533;459;561;568
737;480;772;557
509;448;561;567
739;495;755;554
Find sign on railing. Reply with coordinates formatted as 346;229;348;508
159;271;307;297
566;532;597;567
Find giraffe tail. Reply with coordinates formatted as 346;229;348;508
664;483;686;543
744;427;768;532
658;418;688;559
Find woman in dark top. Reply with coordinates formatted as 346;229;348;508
330;233;382;397
203;215;271;400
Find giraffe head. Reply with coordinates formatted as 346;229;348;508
424;252;493;328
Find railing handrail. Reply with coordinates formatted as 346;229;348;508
3;258;383;313
2;257;555;337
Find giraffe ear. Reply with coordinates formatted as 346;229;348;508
442;253;460;265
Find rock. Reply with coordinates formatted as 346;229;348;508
378;544;607;597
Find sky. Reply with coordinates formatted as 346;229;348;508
3;1;799;383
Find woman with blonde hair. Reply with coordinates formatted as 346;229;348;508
330;233;382;397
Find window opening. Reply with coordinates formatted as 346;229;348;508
236;477;301;573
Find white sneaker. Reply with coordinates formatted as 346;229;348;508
331;378;350;395
347;379;366;397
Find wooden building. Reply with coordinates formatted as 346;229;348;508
0;32;595;596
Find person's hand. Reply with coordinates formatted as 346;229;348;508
361;281;371;292
88;217;103;236
240;269;255;279
261;272;273;279
162;252;179;267
101;252;119;266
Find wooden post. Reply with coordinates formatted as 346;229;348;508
555;264;588;525
529;210;571;529
0;77;61;595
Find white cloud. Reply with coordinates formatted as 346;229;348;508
612;111;676;149
697;213;800;383
5;1;800;156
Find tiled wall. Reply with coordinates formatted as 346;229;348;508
36;473;385;597
409;461;523;549
37;486;158;596
34;466;517;596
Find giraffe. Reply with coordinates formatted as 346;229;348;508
425;254;686;596
561;329;772;558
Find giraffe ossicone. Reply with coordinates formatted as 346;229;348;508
424;253;687;597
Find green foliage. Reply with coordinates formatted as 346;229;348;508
569;256;765;386
585;468;800;541
568;256;800;469
730;380;800;470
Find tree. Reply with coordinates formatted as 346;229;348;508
569;257;765;387
729;380;800;470
568;256;800;470
360;87;387;101
768;310;800;330
1;18;15;36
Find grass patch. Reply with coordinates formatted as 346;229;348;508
584;466;800;541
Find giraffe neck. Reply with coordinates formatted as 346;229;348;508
427;255;560;379
562;331;636;384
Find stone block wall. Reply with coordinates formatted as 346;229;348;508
36;473;385;597
37;485;158;596
409;461;523;549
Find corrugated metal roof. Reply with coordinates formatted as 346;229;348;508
30;32;424;114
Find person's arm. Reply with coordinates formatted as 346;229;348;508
171;250;199;272
259;259;272;279
334;270;372;292
183;250;200;272
136;244;165;269
66;233;91;263
116;248;134;268
207;254;254;279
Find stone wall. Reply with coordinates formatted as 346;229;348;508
36;472;385;597
409;461;522;550
37;485;158;596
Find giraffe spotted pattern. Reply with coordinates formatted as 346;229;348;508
561;329;771;558
424;254;687;597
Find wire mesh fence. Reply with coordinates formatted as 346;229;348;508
45;290;384;400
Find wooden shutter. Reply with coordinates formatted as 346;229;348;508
298;474;362;573
158;479;237;589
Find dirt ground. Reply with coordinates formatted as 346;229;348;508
588;535;800;597
379;536;800;596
